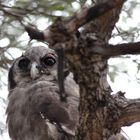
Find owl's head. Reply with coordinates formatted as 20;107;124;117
8;46;57;90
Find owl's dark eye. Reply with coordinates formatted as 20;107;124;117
18;58;30;70
41;56;56;67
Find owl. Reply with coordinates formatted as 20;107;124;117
6;46;79;140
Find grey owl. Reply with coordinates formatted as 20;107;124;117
6;46;79;140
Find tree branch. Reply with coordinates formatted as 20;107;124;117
119;99;140;127
25;0;126;43
113;92;140;128
65;0;126;33
25;26;45;41
91;41;140;57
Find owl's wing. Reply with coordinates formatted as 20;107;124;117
47;121;76;140
38;73;79;139
63;73;79;134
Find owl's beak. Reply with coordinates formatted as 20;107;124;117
30;62;40;79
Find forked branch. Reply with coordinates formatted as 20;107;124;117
113;92;140;128
64;0;126;33
25;0;126;43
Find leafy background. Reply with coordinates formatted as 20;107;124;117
0;0;140;139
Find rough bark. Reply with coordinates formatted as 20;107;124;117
25;0;140;140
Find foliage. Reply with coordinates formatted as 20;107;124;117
0;0;140;139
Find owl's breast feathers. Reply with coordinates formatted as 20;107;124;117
7;74;79;140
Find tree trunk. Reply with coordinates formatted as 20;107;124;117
65;37;120;140
74;1;123;140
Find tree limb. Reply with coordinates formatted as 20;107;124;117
25;26;45;41
113;92;140;128
65;0;126;33
91;41;140;57
25;0;126;43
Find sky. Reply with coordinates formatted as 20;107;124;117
0;0;140;140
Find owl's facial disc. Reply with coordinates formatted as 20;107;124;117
30;54;57;80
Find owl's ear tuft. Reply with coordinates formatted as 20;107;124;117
8;64;17;90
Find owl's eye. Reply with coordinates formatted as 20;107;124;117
41;56;56;67
18;58;30;70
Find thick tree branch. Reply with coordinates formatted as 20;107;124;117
65;0;126;33
25;0;126;43
119;99;140;127
91;41;140;57
82;0;125;42
113;92;140;128
25;26;45;41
